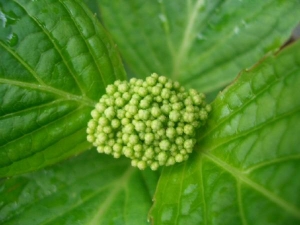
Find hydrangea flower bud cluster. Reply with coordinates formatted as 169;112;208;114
86;73;211;170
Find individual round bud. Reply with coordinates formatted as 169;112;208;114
151;86;162;96
104;107;115;119
175;154;184;162
184;139;195;149
166;127;176;139
161;104;171;114
103;146;112;154
133;144;143;152
144;133;155;144
96;133;107;144
158;76;168;84
121;118;130;125
165;81;173;89
150;162;159;170
113;143;122;153
151;120;162;131
137;161;147;170
111;119;120;129
138;87;148;97
134;121;146;132
166;157;175;166
95;103;106;113
91;109;100;119
159;140;171;151
157;152;167;163
138;109;150;120
172;102;183;110
129;134;139;145
161;88;171;99
118;82;129;93
115;97;125;107
140;99;151;109
106;84;117;95
169;111;181;122
151;107;161;118
113;152;121;158
97;146;104;153
199;109;208;120
123;124;135;133
184;124;194;135
103;126;112;134
183;112;195;123
145;148;154;159
146;76;157;86
87;134;95;143
123;147;133;157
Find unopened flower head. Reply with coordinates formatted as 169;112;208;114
87;73;211;170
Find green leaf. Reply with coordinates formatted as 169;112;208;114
97;0;300;95
150;41;300;224
0;0;126;177
0;150;159;225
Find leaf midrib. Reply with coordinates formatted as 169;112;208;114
0;78;96;106
203;152;300;219
87;167;135;225
171;0;205;79
199;64;299;142
14;0;87;96
200;105;300;156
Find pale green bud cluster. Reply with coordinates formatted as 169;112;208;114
86;73;211;170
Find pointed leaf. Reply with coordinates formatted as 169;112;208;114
0;151;159;225
150;41;300;224
98;0;300;95
0;0;126;177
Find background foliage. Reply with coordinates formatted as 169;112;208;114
0;0;300;224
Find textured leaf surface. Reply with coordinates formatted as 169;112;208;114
150;41;300;224
0;151;159;225
0;0;126;177
97;0;300;95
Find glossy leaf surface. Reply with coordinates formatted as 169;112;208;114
150;41;300;224
0;151;159;225
98;0;300;95
0;0;126;177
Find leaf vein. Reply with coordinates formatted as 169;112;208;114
204;152;300;219
13;0;87;96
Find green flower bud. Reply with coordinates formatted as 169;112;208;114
151;120;162;131
150;162;159;170
169;110;181;122
104;146;112;154
118;82;129;93
106;84;117;95
113;143;122;153
184;124;194;135
133;144;143;152
159;140;171;151
115;97;125;107
87;73;211;170
151;107;161;118
157;152;167;163
123;147;133;157
129;134;139;145
145;148;154;159
137;161;147;170
146;76;157;86
166;127;176;139
144;133;155;144
111;119;120;129
104;107;115;119
175;154;184;162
